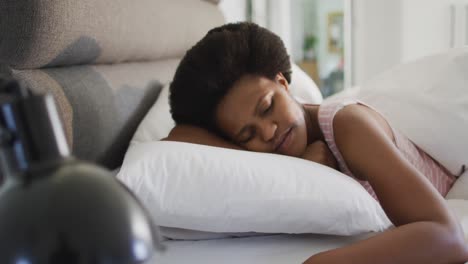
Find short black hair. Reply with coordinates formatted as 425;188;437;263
169;22;291;134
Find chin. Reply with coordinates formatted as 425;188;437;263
291;129;308;157
277;123;307;157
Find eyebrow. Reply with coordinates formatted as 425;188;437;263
235;94;266;141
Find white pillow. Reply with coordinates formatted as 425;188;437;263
117;141;392;236
131;83;175;144
290;63;323;104
130;63;323;143
446;171;468;200
356;47;468;176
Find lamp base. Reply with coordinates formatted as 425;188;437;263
0;159;158;264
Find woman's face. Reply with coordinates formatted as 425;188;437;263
215;73;309;157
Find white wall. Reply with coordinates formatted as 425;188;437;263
251;0;268;27
219;0;247;23
268;0;293;54
219;0;295;60
400;0;453;63
290;0;306;62
250;0;294;59
350;0;465;86
351;0;401;85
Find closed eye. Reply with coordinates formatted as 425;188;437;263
262;98;274;116
239;130;255;144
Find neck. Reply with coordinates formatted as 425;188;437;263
302;104;324;144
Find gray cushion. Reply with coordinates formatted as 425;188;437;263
13;59;181;169
0;0;224;69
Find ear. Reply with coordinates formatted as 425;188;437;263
276;72;289;91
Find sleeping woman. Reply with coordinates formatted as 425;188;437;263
164;22;468;263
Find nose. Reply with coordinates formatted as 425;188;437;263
257;119;277;142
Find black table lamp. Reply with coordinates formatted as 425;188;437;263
0;77;164;263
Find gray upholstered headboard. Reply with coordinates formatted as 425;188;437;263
0;0;224;169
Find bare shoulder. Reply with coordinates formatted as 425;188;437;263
332;104;395;180
333;104;394;141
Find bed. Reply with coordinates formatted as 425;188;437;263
148;174;468;264
151;233;376;264
1;0;467;263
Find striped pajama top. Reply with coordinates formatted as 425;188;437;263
317;98;457;201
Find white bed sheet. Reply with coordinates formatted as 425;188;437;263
150;171;468;264
150;233;376;264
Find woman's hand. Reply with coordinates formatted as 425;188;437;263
300;141;338;170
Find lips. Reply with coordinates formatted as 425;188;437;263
274;127;293;154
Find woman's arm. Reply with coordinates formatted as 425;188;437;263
164;125;338;169
162;124;243;150
304;105;468;264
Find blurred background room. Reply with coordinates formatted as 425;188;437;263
219;0;468;98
